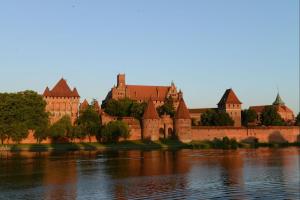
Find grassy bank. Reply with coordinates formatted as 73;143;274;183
1;139;299;152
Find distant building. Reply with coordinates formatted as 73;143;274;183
250;93;295;125
43;78;80;124
189;89;242;127
103;74;183;109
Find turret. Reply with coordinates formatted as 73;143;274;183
218;89;242;127
175;98;192;143
142;99;160;141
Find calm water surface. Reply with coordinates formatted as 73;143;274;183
0;148;299;200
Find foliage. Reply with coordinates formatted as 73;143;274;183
241;109;258;126
295;113;300;126
76;106;101;142
0;91;49;144
48;115;72;140
211;137;239;149
260;106;286;126
101;120;130;143
201;109;234;126
104;98;146;120
157;97;175;117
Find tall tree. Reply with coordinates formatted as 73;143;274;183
241;109;258;126
101;120;130;143
48;115;73;141
260;106;286;126
157;97;175;117
76;106;101;142
201;109;234;126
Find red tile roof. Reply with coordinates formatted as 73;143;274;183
143;99;159;119
126;85;170;101
175;99;191;119
43;78;80;98
249;105;294;114
218;89;242;105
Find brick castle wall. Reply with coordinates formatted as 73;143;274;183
191;126;300;143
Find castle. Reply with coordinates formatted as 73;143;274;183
40;74;297;144
103;74;183;109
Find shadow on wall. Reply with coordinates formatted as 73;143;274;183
268;131;287;143
241;137;258;143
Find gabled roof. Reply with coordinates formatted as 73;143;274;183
143;99;159;119
218;89;242;105
273;93;285;105
43;78;80;98
175;99;191;119
126;85;171;101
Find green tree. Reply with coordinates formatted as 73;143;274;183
76;106;101;142
48;115;73;140
104;98;147;120
157;97;175;117
260;106;286;126
0;91;49;144
241;109;258;126
295;112;300;126
101;120;130;143
201;109;234;126
129;101;147;120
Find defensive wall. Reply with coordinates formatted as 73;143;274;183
2;126;300;145
191;126;300;143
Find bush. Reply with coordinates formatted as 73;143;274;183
211;137;239;149
101;121;130;143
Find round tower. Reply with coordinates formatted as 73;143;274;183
175;98;192;143
142;99;160;141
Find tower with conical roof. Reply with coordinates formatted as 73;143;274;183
43;78;80;124
175;98;192;143
218;89;242;127
142;99;160;141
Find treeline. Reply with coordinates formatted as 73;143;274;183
49;106;130;143
0;92;130;144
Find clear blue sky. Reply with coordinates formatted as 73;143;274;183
0;0;299;113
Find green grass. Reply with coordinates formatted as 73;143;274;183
0;139;299;152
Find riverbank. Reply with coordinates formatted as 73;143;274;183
1;139;299;152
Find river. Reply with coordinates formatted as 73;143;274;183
0;148;299;200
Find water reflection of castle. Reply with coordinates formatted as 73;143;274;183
1;149;299;199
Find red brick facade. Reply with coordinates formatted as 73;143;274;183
43;78;80;124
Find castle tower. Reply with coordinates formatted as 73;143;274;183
218;89;242;127
117;74;126;88
43;78;80;124
273;93;285;106
142;99;160;141
175;98;192;143
79;99;89;112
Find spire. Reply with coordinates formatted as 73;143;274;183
43;87;50;96
175;98;190;119
273;93;285;105
143;99;159;119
